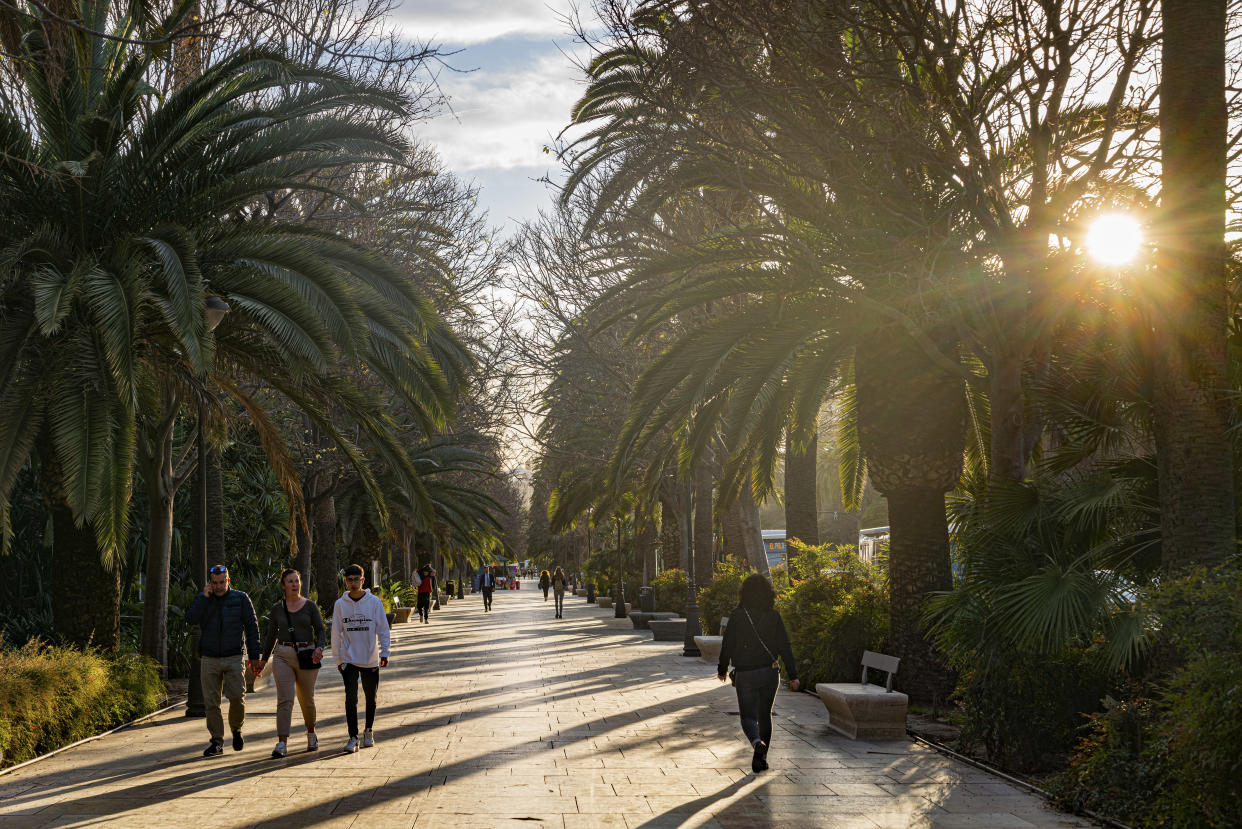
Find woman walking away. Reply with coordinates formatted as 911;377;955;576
416;564;436;623
257;569;325;758
717;574;800;773
332;564;391;753
551;567;569;619
539;569;551;601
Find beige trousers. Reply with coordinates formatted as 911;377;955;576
271;644;319;737
200;655;246;742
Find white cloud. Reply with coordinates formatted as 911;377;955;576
394;0;573;45
420;49;585;173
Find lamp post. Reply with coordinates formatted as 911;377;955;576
613;516;626;618
681;481;702;657
187;295;230;718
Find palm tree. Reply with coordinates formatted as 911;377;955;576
1152;0;1234;570
0;3;469;655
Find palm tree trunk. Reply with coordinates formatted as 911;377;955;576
885;485;954;704
140;471;174;668
785;429;819;546
295;480;313;596
312;492;338;618
636;516;657;584
1154;0;1235;571
693;451;715;585
735;474;770;577
205;445;225;565
660;483;689;572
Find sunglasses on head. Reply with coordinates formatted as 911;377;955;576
209;565;228;575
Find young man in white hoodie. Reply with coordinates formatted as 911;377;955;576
331;564;391;752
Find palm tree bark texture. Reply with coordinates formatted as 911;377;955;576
785;428;819;547
1153;0;1235;572
693;450;716;587
855;327;965;704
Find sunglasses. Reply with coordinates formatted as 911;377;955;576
209;565;228;575
345;575;363;581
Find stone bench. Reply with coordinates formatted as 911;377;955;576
693;635;722;662
815;650;908;740
597;596;613;609
629;611;679;630
574;588;587;596
648;618;687;641
393;607;415;624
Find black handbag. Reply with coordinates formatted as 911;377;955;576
282;600;321;671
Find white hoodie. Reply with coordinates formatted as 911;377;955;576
331;588;391;668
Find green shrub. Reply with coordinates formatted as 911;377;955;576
0;641;165;768
1053;564;1242;827
650;568;689;613
697;562;749;634
776;544;887;689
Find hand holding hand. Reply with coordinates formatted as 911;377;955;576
312;647;323;664
380;657;389;668
717;673;727;683
337;663;345;674
789;679;800;692
249;660;264;676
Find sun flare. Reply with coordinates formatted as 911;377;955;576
1086;214;1144;265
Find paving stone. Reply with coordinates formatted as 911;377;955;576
0;583;1089;828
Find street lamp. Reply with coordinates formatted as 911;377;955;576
613;516;626;619
187;295;230;718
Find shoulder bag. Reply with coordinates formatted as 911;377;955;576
282;599;321;671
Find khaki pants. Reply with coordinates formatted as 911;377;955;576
272;644;319;737
201;655;246;742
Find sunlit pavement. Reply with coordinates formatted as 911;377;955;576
0;583;1091;828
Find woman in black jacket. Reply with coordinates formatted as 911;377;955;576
717;574;800;773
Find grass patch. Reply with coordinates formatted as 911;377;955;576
0;640;165;768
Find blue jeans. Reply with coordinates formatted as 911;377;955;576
733;667;779;748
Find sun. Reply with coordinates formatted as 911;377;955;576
1085;213;1144;265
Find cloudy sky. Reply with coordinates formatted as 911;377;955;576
392;0;592;234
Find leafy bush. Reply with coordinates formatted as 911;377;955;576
0;641;165;768
650;568;689;613
776;544;888;689
1053;564;1242;826
697;562;749;634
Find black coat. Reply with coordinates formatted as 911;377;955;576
717;605;798;679
186;589;261;659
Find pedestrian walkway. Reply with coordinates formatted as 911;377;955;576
0;584;1090;828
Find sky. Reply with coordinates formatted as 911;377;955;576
393;0;592;235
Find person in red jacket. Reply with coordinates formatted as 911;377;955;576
416;564;436;623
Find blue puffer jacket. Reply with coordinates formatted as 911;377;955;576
186;589;261;659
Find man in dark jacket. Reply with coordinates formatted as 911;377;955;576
479;567;496;611
185;564;262;757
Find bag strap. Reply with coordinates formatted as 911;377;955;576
281;599;297;641
743;608;779;667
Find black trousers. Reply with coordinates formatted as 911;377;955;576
733;667;779;748
341;663;380;737
481;587;493;610
417;592;431;621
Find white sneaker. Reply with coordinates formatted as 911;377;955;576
306;733;318;752
344;736;359;753
271;741;287;759
362;729;375;748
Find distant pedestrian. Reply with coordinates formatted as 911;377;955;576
257;568;324;758
717;574;800;773
551;567;568;619
479;568;495;611
332;564;391;753
539;570;551;601
185;565;262;757
416;564;436;623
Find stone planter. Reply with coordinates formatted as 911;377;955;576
648;618;687;641
693;635;723;663
597;597;613;609
393;607;415;624
574;588;586;597
629;611;679;630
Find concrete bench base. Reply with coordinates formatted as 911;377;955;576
694;635;722;662
815;683;909;740
648;618;687;641
393;607;415;624
597;597;613;609
629;611;679;630
574;588;587;596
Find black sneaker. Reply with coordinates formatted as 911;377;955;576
232;730;244;751
751;741;768;773
203;740;224;757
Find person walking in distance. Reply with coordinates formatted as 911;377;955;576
256;569;324;758
332;564;391;752
185;565;262;757
717;574;800;773
416;564;436;623
479;567;496;611
551;567;569;619
539;569;551;601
